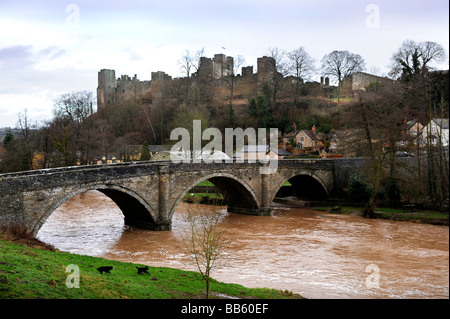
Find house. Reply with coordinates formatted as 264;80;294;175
282;130;300;148
148;145;172;157
398;119;424;148
272;148;292;159
421;118;449;147
282;125;320;150
318;149;342;159
328;129;351;155
233;145;290;160
405;120;423;138
95;154;121;165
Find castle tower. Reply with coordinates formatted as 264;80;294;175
97;69;116;109
212;54;234;79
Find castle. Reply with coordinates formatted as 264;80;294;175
97;70;151;107
97;53;388;109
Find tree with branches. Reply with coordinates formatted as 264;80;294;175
321;50;366;102
287;47;315;116
389;40;447;81
180;204;231;299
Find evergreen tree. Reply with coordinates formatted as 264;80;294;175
140;141;151;161
2;130;14;148
248;95;271;127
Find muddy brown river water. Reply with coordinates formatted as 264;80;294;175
37;190;449;299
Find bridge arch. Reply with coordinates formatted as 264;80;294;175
270;172;329;204
33;183;158;236
169;172;261;220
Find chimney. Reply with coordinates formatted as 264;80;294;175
312;125;316;134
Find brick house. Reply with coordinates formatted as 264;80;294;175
282;125;320;151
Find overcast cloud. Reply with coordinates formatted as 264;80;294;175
0;0;448;127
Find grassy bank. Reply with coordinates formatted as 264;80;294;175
0;232;302;299
314;205;449;226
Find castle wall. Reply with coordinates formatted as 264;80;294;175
150;71;172;97
341;72;393;97
115;74;151;104
97;70;151;108
98;54;386;109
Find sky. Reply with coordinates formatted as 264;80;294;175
0;0;449;128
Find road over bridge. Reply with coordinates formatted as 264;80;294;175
0;159;365;236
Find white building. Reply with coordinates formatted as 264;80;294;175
421;118;449;147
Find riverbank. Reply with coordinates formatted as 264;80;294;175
185;183;449;226
0;230;302;299
274;197;449;226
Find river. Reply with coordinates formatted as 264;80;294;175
37;190;449;299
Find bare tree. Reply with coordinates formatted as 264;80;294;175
52;91;95;165
389;40;447;81
178;49;207;106
53;91;94;124
180;204;231;299
267;47;290;77
222;54;245;102
287;47;315;115
287;47;315;81
321;50;366;102
17;109;34;170
178;49;195;79
344;81;405;217
193;47;206;73
262;47;290;106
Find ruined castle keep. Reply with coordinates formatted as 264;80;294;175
97;69;151;109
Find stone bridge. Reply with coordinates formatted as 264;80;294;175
0;159;365;236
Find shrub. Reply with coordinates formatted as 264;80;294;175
383;178;401;202
346;174;373;203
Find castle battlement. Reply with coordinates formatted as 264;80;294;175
96;53;343;109
97;70;151;109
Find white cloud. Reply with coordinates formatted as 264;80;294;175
0;0;448;127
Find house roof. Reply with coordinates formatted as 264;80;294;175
299;130;317;141
283;129;318;140
148;145;172;152
406;120;422;130
431;118;449;129
282;130;300;138
329;129;348;138
272;148;292;156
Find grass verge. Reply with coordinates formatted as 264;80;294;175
0;231;302;299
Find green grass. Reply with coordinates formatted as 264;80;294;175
184;193;224;200
371;207;449;224
332;96;355;103
0;234;302;299
314;206;448;225
195;180;215;187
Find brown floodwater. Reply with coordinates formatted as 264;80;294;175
37;190;449;299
